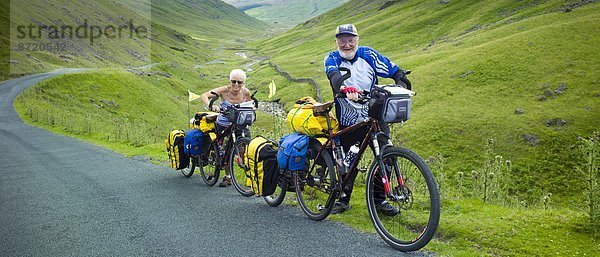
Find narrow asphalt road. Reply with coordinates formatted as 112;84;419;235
0;70;426;256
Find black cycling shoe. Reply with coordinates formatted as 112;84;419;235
218;176;231;187
376;201;400;216
331;201;351;214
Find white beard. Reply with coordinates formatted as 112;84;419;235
338;49;356;60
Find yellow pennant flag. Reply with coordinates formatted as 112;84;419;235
268;79;276;99
188;90;202;102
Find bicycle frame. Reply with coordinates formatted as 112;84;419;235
206;92;256;168
210;122;248;167
310;107;402;200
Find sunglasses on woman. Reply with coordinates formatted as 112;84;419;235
231;80;245;85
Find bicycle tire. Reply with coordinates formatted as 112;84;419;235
180;156;196;178
199;141;220;186
366;147;440;252
229;137;255;197
295;138;337;221
263;173;289;207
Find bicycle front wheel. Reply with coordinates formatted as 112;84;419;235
263;172;289;207
366;147;440;252
229;137;255;197
199;141;220;186
295;138;337;221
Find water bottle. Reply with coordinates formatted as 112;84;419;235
333;137;346;174
218;140;225;157
343;143;360;168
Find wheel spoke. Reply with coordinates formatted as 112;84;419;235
230;137;255;197
366;147;440;252
199;139;220;186
295;139;336;221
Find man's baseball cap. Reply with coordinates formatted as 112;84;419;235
335;24;358;37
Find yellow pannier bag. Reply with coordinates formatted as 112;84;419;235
166;130;189;170
244;136;278;196
285;97;338;136
190;112;218;133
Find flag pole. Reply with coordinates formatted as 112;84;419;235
187;99;190;129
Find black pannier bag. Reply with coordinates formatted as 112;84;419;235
368;85;413;123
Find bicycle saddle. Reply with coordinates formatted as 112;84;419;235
313;101;334;116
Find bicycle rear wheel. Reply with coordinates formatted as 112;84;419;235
366;147;440;252
264;172;289;207
199;141;220;186
295;138;337;221
229;137;255;197
180;156;196;178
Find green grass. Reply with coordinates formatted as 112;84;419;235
327;190;599;256
12;44;292;162
15;70;186;147
246;61;317;108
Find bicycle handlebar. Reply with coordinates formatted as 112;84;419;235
335;67;413;101
250;91;259;108
208;90;260;113
208;91;219;110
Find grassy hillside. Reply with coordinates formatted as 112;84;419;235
248;0;600;206
0;1;9;80
124;0;269;39
223;0;347;29
13;47;256;160
3;0;267;79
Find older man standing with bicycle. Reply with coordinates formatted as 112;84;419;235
324;24;411;215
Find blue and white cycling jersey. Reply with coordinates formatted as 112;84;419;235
324;46;399;126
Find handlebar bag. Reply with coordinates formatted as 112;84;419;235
368;85;412;123
226;101;256;126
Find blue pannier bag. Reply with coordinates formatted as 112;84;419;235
184;129;203;156
277;133;309;171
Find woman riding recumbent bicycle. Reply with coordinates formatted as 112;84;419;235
271;70;440;252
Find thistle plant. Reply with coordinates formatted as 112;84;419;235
476;138;512;205
542;192;553;210
577;132;599;231
427;154;447;199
